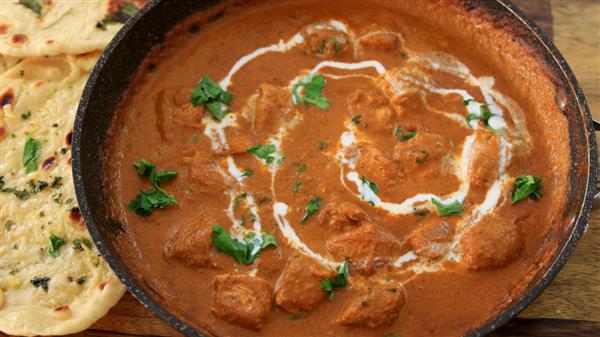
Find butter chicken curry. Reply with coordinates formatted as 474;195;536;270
105;1;570;336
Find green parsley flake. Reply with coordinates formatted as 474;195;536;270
18;0;43;17
23;137;41;173
48;232;67;257
393;125;416;142
511;175;542;203
191;75;233;121
248;144;282;164
431;198;463;216
211;225;277;265
291;75;330;109
301;197;322;223
321;259;350;299
361;176;379;194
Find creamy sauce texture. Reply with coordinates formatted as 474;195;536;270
105;2;570;337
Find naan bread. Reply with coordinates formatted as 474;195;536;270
0;54;22;74
0;0;146;57
0;54;126;336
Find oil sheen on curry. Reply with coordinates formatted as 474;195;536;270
105;1;570;336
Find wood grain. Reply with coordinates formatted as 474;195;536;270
10;1;598;337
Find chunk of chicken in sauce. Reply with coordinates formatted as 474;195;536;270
182;149;225;193
302;25;352;58
469;129;501;187
249;84;291;143
410;219;454;259
155;87;203;140
393;131;453;176
337;281;405;328
164;221;214;267
275;255;333;313
212;274;272;330
319;201;369;231
461;216;523;270
350;143;400;188
326;223;401;275
347;87;394;132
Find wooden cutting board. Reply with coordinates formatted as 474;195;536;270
61;0;600;336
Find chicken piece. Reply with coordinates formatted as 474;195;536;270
164;222;213;267
183;150;224;193
302;26;352;58
319;201;369;231
410;220;454;259
326;223;401;275
212;274;272;330
275;255;333;313
359;32;400;51
352;143;399;188
461;216;522;270
252;84;290;142
347;87;393;132
469;129;500;187
155;87;203;140
221;126;254;156
337;282;405;327
393;131;452;174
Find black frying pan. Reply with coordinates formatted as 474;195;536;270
72;0;599;336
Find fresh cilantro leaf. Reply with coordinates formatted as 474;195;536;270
292;162;307;174
4;220;16;231
128;187;177;216
466;104;494;127
292;75;330;109
301;197;322;223
233;192;247;209
191;75;232;121
23;137;41;173
211;225;277;264
393;126;416;142
511;175;542;203
463;98;475;106
31;276;50;292
292;181;302;193
133;159;155;177
48;232;66;257
1;187;30;200
431;198;463;216
248;144;278;164
18;0;43;17
241;169;253;177
361;176;379;194
153;170;178;184
97;2;139;29
72;238;91;251
321;259;350;299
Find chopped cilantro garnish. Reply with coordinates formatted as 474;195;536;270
23;137;41;173
466;103;494;127
48;232;66;257
248;144;281;164
300;197;322;223
128;188;177;216
291;75;330;109
431;198;463;216
361;176;379;194
321;259;350;299
72;238;92;251
394;126;416;142
511;175;542;203
463;98;476;106
292;162;307;174
292;181;302;193
31;276;50;292
4;220;16;231
18;0;43;17
97;2;139;30
211;225;277;264
128;159;178;216
241;169;253;177
191;75;232;121
233;192;247;209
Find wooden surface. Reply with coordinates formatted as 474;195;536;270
66;0;600;336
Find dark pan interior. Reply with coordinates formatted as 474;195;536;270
72;1;597;336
